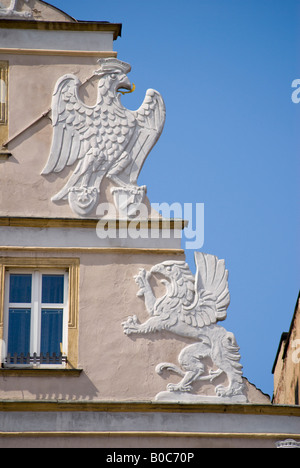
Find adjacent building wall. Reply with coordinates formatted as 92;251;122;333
273;293;300;405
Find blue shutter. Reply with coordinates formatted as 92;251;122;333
40;309;63;356
8;309;31;355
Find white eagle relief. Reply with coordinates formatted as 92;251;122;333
42;58;166;216
122;252;247;403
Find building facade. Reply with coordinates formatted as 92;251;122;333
273;293;300;406
0;0;299;448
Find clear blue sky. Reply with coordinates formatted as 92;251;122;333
51;0;299;398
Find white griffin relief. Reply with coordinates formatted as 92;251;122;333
122;252;248;403
42;58;166;217
0;0;32;18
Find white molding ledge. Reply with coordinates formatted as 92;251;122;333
0;28;115;53
0;224;184;249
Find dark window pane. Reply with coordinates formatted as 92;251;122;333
42;275;64;304
41;309;63;356
8;308;31;355
9;274;32;304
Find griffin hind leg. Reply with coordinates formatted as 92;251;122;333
156;362;200;393
208;327;246;399
156;343;209;393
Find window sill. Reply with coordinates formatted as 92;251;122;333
0;150;12;161
0;367;83;377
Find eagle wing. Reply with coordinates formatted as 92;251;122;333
42;74;97;175
114;89;166;185
181;252;231;328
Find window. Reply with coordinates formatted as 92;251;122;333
4;269;69;367
0;257;79;369
295;380;299;406
0;61;8;126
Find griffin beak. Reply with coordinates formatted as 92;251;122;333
150;264;162;275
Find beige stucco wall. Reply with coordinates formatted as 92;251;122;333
0;249;190;401
0;248;269;404
0;11;194;404
0;53;121;218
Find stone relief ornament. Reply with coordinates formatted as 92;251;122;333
276;439;300;449
42;58;166;216
122;252;248;403
0;0;32;18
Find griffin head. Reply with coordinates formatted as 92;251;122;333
151;261;195;305
94;58;133;96
151;260;188;278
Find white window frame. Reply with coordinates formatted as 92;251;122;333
3;268;69;368
0;61;8;125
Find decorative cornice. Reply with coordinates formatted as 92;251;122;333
0;431;300;441
0;247;185;255
0;20;122;40
0;400;299;417
0;49;117;57
0;217;187;230
0;368;82;377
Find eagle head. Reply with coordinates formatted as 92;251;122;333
95;58;133;95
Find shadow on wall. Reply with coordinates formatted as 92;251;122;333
0;370;100;401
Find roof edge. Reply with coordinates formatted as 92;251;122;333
272;332;289;374
272;290;300;374
0;19;122;39
0;400;299;417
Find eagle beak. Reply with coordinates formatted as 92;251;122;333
118;83;136;95
117;76;135;95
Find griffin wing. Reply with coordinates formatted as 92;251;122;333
181;252;230;328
